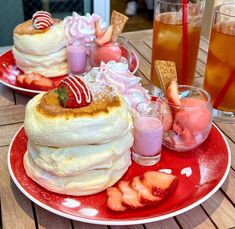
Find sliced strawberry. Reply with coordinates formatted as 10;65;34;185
106;187;126;211
16;74;26;85
118;181;144;209
130;176;160;205
31;77;55;91
94;25;113;46
160;101;173;131
94;20;104;37
141;171;178;199
166;80;181;107
23;73;42;88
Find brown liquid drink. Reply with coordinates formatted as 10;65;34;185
204;24;235;112
150;1;205;88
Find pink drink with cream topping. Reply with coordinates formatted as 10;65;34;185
134;116;163;156
67;45;87;74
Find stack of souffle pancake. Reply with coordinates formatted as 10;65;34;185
24;81;133;196
13;15;67;78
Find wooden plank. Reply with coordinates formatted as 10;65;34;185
0;84;15;106
0;146;35;229
201;190;235;228
195;60;206;78
0;122;22;147
125;30;153;41
221;169;235;205
15;91;31;106
197;48;208;67
36;205;72;229
214;122;235;143
0;105;25;126
130;44;151;81
176;206;216;229
73;221;107;229
131;40;152;63
145;218;180;229
199;37;209;54
225;137;235;169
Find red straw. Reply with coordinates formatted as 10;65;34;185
182;0;188;84
213;69;235;109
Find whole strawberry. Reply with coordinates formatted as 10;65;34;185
55;76;92;108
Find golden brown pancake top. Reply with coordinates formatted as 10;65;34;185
36;84;122;118
14;19;61;35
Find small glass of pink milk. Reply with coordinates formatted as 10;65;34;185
133;100;164;166
67;39;91;75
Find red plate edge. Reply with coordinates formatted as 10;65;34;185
0;49;139;96
7;124;231;226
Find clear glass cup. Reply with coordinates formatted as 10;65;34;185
90;35;132;69
151;0;205;87
132;100;164;166
203;3;235;123
160;85;212;152
67;39;91;75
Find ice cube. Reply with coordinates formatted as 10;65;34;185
157;29;182;51
210;23;235;68
205;61;231;88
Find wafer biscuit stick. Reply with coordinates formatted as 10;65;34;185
154;60;177;94
110;10;129;42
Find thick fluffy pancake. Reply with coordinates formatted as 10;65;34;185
12;46;66;67
16;60;67;77
24;150;131;196
28;131;133;177
24;83;133;147
13;19;66;55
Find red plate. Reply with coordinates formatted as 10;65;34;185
8;125;230;225
0;50;139;96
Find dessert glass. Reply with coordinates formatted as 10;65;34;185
132;100;164;166
90;35;132;68
161;85;212;152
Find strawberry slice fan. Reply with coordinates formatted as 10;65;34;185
182;0;188;84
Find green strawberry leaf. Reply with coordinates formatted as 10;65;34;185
55;87;68;108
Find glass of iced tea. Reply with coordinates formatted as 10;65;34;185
151;0;205;87
203;3;235;122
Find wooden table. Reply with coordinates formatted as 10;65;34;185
0;30;235;229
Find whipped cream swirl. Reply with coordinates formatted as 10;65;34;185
64;13;106;45
85;61;150;109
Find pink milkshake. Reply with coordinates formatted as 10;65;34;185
67;45;87;74
134;116;163;157
132;100;164;166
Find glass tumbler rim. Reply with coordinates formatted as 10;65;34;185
214;3;235;18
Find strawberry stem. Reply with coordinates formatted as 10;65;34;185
55;87;68;108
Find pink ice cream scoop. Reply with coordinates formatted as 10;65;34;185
172;97;212;147
92;42;122;66
173;98;211;134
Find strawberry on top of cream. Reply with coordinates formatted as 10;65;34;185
85;61;150;109
64;12;106;45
